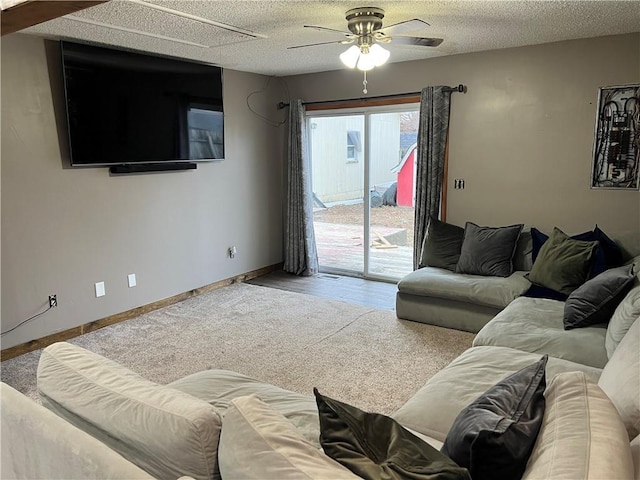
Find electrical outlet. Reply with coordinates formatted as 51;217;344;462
49;295;57;308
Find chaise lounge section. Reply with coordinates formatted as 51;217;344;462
396;266;530;333
396;220;534;333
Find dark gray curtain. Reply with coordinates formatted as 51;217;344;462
284;100;319;276
413;86;452;269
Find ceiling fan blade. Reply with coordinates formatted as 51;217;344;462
377;18;430;35
391;36;444;47
287;40;347;50
303;25;352;36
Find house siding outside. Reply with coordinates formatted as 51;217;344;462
309;113;401;204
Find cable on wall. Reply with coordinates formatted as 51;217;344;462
246;76;290;128
1;305;53;336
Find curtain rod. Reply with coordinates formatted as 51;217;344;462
277;84;465;110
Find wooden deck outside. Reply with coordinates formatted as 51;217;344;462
313;222;413;280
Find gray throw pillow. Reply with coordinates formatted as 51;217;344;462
455;222;523;277
441;355;548;480
420;217;465;271
527;227;599;295
314;389;471;480
564;264;636;330
513;229;533;271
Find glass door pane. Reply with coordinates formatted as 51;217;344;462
310;114;365;275
367;110;417;280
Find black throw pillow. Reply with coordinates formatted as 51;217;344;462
314;388;471;480
594;225;624;268
563;263;636;329
420;216;465;271
523;284;568;302
441;355;548;480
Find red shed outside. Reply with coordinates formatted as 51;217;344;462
392;142;417;207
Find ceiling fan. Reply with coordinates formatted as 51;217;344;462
289;7;443;72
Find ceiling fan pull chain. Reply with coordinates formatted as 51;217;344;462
363;71;368;94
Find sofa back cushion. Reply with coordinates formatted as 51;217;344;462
37;342;222;480
599;317;640;440
605;278;640;358
522;371;634;480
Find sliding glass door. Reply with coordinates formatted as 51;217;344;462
308;105;418;282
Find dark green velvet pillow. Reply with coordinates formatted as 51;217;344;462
563;263;636;329
455;222;523;277
527;227;598;295
420;216;465;271
314;388;471;480
441;355;548;480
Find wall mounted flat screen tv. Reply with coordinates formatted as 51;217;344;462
61;41;224;166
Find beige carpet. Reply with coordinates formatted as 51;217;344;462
1;283;474;414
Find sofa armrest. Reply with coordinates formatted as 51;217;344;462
1;382;153;480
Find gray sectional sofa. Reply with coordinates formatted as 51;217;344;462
396;225;534;333
2;267;639;479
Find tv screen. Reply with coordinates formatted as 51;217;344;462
61;41;224;166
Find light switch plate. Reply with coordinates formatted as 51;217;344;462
128;273;137;288
95;281;105;297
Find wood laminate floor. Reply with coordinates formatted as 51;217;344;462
246;270;398;312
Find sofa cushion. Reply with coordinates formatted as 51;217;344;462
419;216;465;271
168;369;321;448
598;317;640;440
456;222;523;277
37;342;221;480
522;372;634;480
391;346;602;442
472;297;608;368
441;356;547;480
606;279;640;358
527;227;598;295
217;394;359;480
397;267;530;309
1;383;155;480
563;263;636;329
314;389;471;480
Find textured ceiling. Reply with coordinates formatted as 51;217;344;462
24;0;640;76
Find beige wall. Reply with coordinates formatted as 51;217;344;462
1;34;285;349
284;33;640;255
2;32;639;349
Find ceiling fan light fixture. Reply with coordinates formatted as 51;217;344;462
369;43;390;66
356;51;376;71
341;43;390;71
339;45;361;68
356;43;389;71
